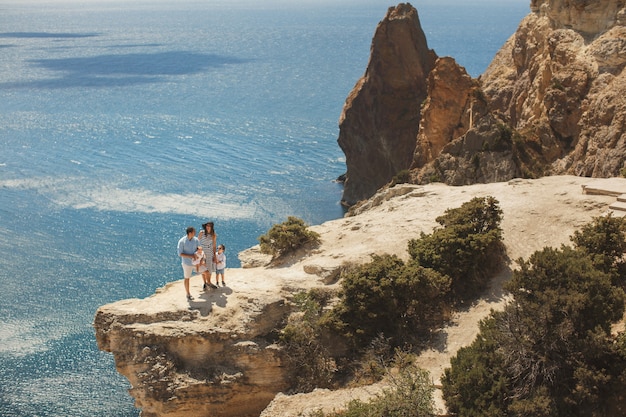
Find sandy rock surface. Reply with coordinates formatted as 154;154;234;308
97;176;626;416
258;175;626;416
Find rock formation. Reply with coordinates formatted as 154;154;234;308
410;57;521;185
339;0;626;204
94;176;626;417
337;3;436;206
94;284;294;417
481;0;626;179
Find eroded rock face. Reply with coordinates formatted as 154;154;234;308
412;57;481;169
530;0;624;35
340;0;626;202
94;284;293;417
482;0;626;178
408;55;523;185
337;2;436;206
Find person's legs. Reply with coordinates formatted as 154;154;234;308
206;261;217;288
184;278;191;298
182;264;194;299
200;263;210;290
198;264;214;289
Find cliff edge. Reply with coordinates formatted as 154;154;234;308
95;176;626;416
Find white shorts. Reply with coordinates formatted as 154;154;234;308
182;264;195;279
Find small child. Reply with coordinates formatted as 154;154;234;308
192;245;206;273
215;244;226;286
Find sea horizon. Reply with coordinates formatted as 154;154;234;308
0;1;529;415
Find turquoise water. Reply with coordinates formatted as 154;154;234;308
0;1;528;415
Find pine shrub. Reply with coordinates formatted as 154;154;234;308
259;216;320;258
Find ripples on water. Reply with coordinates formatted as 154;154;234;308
0;1;528;415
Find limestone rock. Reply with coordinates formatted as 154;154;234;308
238;245;272;268
414;113;521;186
481;0;626;178
337;2;436;206
339;0;626;204
94;278;295;417
412;57;479;169
530;0;624;36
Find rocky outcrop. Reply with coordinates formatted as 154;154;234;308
409;57;522;185
339;0;626;204
94;177;626;417
530;0;625;35
337;3;436;206
412;57;478;169
480;0;626;178
94;281;295;417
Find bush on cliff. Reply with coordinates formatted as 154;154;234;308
442;215;626;417
279;289;337;393
325;196;504;351
570;213;626;282
310;355;437;417
258;216;320;258
323;254;451;349
408;196;504;300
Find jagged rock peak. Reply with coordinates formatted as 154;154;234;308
338;0;626;203
337;3;437;206
412;57;478;169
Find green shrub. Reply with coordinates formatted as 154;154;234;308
442;317;509;417
427;173;441;183
390;169;411;187
442;218;626;417
351;335;395;384
571;213;626;279
324;254;451;349
502;246;625;416
280;290;336;393
408;196;504;299
317;361;436;417
259;216;320;257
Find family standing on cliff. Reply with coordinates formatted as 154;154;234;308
177;222;227;301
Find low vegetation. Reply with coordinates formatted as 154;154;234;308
273;204;626;417
278;197;506;398
407;195;504;300
390;169;411;187
279;289;336;393
258;216;320;258
309;354;437;417
442;214;626;417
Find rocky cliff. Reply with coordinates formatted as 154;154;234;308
94;281;293;417
337;3;437;206
481;0;626;178
94;176;626;417
339;1;626;205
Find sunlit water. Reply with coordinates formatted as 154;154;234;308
0;0;528;415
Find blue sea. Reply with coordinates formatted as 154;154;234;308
0;0;528;415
